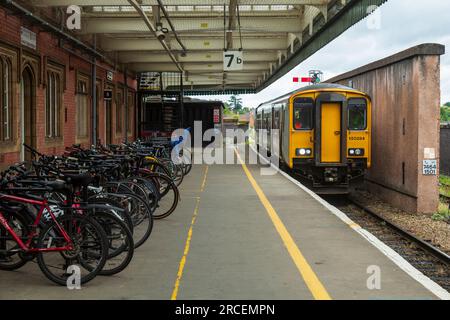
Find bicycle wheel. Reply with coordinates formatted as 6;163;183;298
91;211;134;276
0;211;30;271
93;186;154;248
88;196;134;233
111;192;154;248
36;214;108;286
139;172;180;220
183;163;193;176
180;149;193;176
123;177;159;213
160;159;184;187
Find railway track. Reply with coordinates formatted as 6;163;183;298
271;153;450;292
329;196;450;293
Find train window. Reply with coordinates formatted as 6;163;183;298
348;98;367;130
293;99;314;130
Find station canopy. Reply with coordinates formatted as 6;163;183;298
27;0;387;95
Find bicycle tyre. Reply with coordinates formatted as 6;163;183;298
36;214;108;286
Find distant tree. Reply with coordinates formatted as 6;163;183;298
242;107;250;114
445;102;450;107
442;106;450;122
227;95;243;113
223;103;234;116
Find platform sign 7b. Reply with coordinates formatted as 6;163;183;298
223;51;243;71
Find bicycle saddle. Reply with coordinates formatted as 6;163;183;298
64;172;94;187
42;180;68;192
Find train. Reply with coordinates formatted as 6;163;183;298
255;83;371;194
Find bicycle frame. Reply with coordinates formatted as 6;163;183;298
0;194;73;253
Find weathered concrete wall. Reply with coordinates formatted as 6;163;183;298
441;127;450;176
328;44;445;213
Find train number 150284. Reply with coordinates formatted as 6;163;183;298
349;136;365;141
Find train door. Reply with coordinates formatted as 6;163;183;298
321;103;341;163
267;107;273;153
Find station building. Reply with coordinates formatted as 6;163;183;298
0;5;137;168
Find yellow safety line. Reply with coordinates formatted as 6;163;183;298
200;166;209;192
171;165;208;300
235;149;332;300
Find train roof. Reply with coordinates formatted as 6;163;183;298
256;83;365;110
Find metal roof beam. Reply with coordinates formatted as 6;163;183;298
30;0;331;7
79;16;306;34
100;37;287;51
227;0;237;50
129;62;269;72
126;0;183;72
118;51;276;63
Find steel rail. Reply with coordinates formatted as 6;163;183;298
348;198;450;266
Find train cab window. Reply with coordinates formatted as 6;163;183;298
348;98;367;130
293;99;314;130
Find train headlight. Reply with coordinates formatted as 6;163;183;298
348;149;365;156
296;148;312;157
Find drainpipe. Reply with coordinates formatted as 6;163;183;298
127;0;183;72
180;73;184;128
124;67;128;143
156;0;187;55
91;35;97;146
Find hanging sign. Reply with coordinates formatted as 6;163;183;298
213;109;220;123
107;70;114;82
223;51;243;71
104;89;113;100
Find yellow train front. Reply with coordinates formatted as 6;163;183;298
255;83;371;194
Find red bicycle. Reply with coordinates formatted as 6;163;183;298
0;190;108;286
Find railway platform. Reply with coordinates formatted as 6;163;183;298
0;147;447;300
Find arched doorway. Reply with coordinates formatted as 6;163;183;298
20;66;36;162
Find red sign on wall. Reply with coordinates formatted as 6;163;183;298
213;109;220;123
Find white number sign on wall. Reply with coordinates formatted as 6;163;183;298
423;160;437;176
223;51;243;71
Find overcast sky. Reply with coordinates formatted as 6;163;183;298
200;0;450;108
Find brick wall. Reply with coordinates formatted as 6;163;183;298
328;44;445;213
0;7;137;169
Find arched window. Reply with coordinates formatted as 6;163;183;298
46;70;62;138
0;57;12;141
76;76;89;138
127;92;134;135
116;88;124;134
